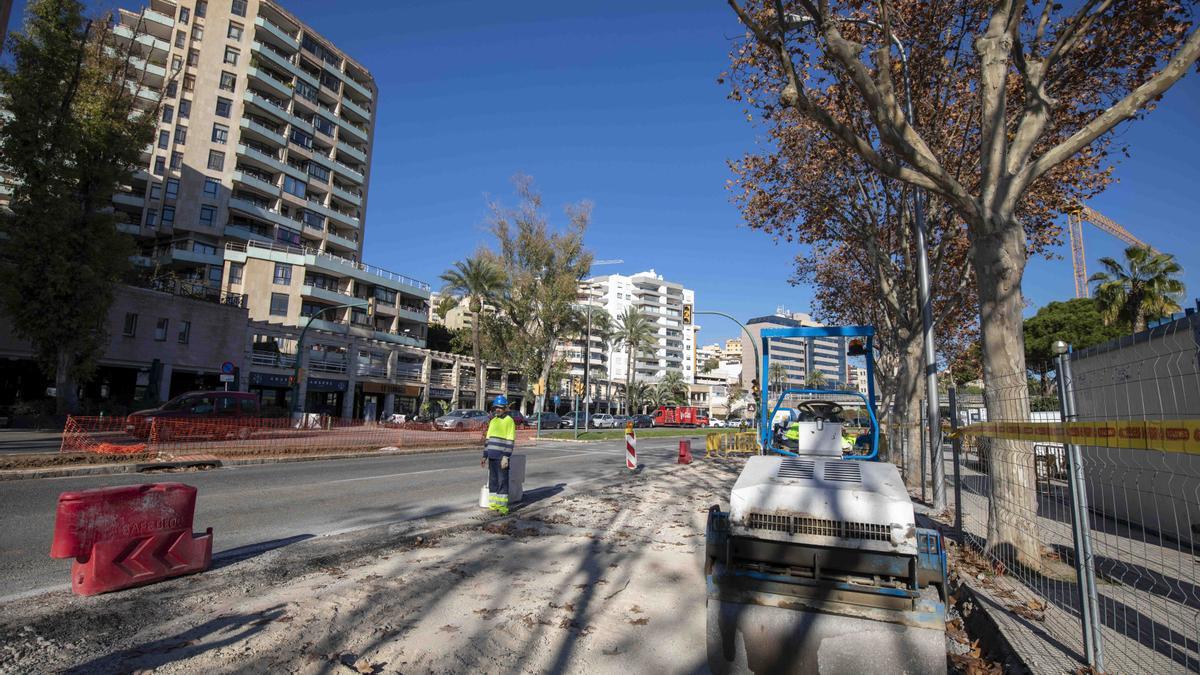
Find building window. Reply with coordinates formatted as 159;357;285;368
178;7;190;23
183;74;195;92
295;80;317;102
170;151;183;170
313;116;335;136
165;81;177;98
199;205;215;226
289;128;313;149
229;261;243;284
282;175;306;198
162;105;174;123
223;46;239;66
178;320;191;344
211;122;229;144
232;0;247;17
171;55;182;71
123;313;138;337
227;21;243;40
207;265;222;284
203;177;221;197
193;241;217;255
162;206;176;224
273;263;292;285
154;318;169;341
153;156;165;175
307;162;329;182
219;71;236;92
191;25;203;41
175;30;186;48
215;96;232;117
196;1;207;17
207;150;225;171
149;183;162;200
300;209;323;229
165;178;179;200
174;126;187;145
179;99;191;119
146;208;158;226
269;292;288;316
187;48;199;66
300;302;325;318
157;129;169;149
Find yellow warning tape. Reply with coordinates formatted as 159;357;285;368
954;420;1200;455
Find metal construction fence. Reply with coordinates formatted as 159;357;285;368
60;415;539;459
948;312;1200;674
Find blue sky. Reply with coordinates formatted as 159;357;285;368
22;0;1200;346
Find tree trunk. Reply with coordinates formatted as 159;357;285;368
55;346;79;416
973;219;1042;570
625;345;634;415
471;311;485;410
893;335;925;488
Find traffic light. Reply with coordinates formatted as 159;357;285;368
751;378;760;401
573;377;584;396
682;304;693;324
532;379;546;396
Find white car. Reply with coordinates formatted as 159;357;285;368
589;413;617;428
708;418;727;428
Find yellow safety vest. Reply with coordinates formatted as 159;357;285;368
484;415;516;458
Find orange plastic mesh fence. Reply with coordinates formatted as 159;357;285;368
60;416;150;455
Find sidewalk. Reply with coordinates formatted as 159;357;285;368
0;458;743;673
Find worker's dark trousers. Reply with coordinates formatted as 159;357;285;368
487;458;509;495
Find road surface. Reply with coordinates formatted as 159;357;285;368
0;436;694;600
0;430;62;454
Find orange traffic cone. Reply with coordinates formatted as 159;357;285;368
678;439;693;464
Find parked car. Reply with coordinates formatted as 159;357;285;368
632;414;656;428
611;415;630;428
533;412;562;429
509;411;531;428
559;411;587;429
589;413;617;429
125;391;261;440
434;409;491;430
708;418;727;428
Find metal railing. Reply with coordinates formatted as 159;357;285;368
136;276;247;309
225;240;430;291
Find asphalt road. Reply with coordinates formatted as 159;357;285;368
0;436;697;600
0;430;63;454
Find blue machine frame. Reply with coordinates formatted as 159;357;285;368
758;325;879;460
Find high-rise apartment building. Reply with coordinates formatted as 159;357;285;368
114;0;429;345
563;270;697;387
740;310;846;391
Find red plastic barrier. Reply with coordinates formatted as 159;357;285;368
50;483;212;596
678;439;693;464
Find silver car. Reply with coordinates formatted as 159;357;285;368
434;409;490;430
589;413;617;429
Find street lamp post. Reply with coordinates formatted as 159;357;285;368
290;300;369;419
696;310;760;423
784;15;944;509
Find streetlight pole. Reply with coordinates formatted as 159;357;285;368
696;310;760;422
290;300;369;419
784;15;943;509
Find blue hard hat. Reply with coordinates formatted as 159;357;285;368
492;395;509;408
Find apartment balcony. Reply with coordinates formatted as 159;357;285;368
169;243;223;267
369;329;424;348
113;25;169;62
335;139;367;164
243;90;290;126
397;306;428;324
334;115;368;143
331;183;362;207
116;222;142;236
236;143;289;175
326;229;358;251
228;196;290;229
254;16;300;52
340;97;371;123
223;223;273;244
301;283;351;305
250;351;296;369
252;41;303;82
239;117;287;148
232;170;280;197
331;160;364;185
246;66;293;99
113;191;145;208
119;8;173;41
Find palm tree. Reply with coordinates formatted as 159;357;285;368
1090;245;1185;332
626;381;650;415
657;370;689;406
614;307;655;415
768;361;788;401
432;294;459;324
804;370;826;389
440;255;505;409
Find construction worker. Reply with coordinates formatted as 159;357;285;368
480;395;516;514
783;420;801;450
840;428;856;454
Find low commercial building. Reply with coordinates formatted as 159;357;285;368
0;280;249;413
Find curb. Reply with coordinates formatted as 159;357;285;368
0;444;485;482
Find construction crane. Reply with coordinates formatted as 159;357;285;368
1067;203;1155;299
